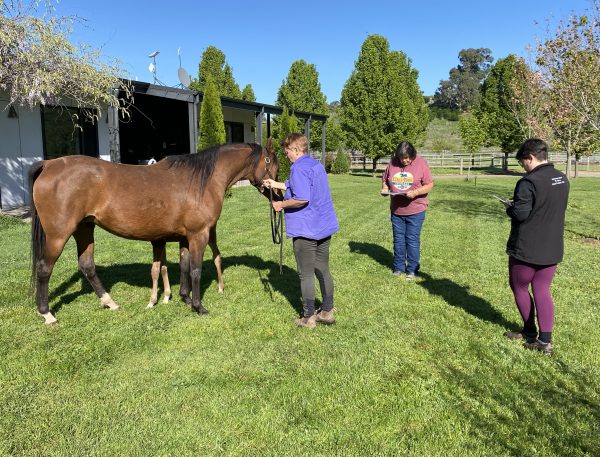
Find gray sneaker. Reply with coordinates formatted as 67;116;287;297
524;339;553;355
405;273;416;280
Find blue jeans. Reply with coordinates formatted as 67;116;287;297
391;211;426;274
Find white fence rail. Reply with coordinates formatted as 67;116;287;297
348;151;600;173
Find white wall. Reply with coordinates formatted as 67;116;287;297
0;100;44;208
222;107;255;143
0;97;111;209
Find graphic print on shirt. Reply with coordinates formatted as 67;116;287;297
390;171;414;192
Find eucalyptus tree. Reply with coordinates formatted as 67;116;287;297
433;48;493;111
340;34;428;173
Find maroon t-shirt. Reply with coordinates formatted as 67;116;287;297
382;155;433;216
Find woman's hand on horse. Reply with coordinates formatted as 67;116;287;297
263;179;286;191
272;201;284;212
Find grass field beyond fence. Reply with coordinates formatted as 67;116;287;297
1;176;599;456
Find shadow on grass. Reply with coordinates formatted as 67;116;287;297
348;241;514;329
431;182;517;221
48;255;303;316
437;349;600;455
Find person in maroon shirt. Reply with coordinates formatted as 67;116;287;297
381;141;434;279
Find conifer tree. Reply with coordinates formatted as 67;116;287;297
275;106;299;181
341;35;428;173
241;84;256;102
276;60;328;150
190;46;241;98
198;75;226;151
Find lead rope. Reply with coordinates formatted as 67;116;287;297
269;187;284;274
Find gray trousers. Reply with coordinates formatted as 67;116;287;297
292;236;334;317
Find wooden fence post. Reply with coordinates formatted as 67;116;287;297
460;157;463;175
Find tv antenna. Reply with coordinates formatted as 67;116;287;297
176;47;191;89
148;50;164;85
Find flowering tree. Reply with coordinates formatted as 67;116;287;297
0;0;131;123
534;4;600;177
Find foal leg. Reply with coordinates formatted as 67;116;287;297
179;240;192;306
73;223;119;311
208;225;224;293
148;241;166;309
160;246;171;304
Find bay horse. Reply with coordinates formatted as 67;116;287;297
30;141;278;324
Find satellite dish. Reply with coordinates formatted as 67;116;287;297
148;62;156;74
178;67;191;88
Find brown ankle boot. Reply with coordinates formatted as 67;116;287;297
316;309;335;325
294;314;317;328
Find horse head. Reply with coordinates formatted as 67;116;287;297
250;138;282;201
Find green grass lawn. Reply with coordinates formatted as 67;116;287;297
1;176;599;456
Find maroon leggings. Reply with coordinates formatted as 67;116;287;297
508;256;557;333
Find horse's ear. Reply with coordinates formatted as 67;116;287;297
267;137;273;154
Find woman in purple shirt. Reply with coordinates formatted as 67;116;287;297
381;141;434;279
263;134;339;328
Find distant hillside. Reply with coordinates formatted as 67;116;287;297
420;118;464;152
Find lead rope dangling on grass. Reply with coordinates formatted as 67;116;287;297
269;187;284;274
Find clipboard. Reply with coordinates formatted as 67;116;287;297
493;194;512;206
380;190;408;196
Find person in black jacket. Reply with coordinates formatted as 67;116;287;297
502;139;569;355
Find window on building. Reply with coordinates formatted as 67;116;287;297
41;106;99;160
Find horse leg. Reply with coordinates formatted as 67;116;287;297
178;240;192;306
189;232;209;315
35;236;69;325
148;241;166;309
160;244;171;304
73;223;118;311
208;225;224;293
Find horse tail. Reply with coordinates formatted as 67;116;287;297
29;161;45;297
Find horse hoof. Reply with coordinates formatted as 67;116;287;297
162;296;170;304
104;303;119;311
146;303;155;309
181;296;192;306
40;312;58;325
194;306;209;315
218;287;224;294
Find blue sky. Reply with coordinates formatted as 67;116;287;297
53;0;592;104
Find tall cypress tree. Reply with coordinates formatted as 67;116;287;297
275;106;299;181
276;60;328;150
198;75;226;151
191;46;241;99
341;35;427;173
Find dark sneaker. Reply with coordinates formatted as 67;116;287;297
504;330;537;342
294;314;317;328
316;309;335;325
524;339;553;355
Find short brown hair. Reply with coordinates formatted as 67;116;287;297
281;133;308;154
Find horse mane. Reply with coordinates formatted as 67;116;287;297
165;143;264;192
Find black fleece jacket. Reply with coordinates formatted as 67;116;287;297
506;163;569;265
